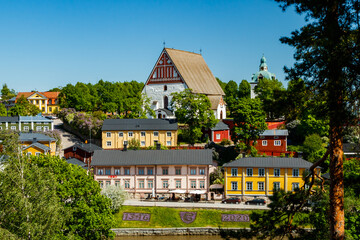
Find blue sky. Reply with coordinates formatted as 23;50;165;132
0;0;305;92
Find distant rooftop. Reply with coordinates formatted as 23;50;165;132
224;157;314;169
19;132;55;142
102;118;178;131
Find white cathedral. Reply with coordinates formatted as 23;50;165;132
142;48;226;120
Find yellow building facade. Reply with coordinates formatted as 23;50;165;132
19;133;57;156
101;119;178;149
16;91;60;114
223;157;318;197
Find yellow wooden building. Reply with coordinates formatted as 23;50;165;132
19;132;57;156
101;119;178;149
223;157;318;197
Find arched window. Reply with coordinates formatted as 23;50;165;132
158;113;162;119
164;96;169;109
164;85;167;91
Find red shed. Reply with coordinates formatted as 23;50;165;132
205;121;231;143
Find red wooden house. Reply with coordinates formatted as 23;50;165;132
255;129;288;156
64;143;102;164
204;121;231;143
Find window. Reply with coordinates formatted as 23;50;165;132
231;168;238;176
216;134;220;140
162;180;169;188
49;107;52;112
199;168;205;175
247;168;253;177
175;168;181;175
106;141;112;147
167;132;171;137
147;180;153;189
176;180;181;188
27;152;32;156
42;100;45;104
292;182;300;191
43;126;49;131
24;126;29;131
274;140;281;146
258;182;265;191
98;168;104;175
246;182;253;190
190;168;196;175
138;180;145;189
162;168;168;175
191;180;196;189
99;181;104;188
138;168;144;175
35;152;41;156
73;146;77;151
262;140;268;146
118;132;123;137
114;168;120;175
36;100;39;104
153;131;159;137
274;168;280;177
124;180;130;189
11;126;16;130
258;168;265;177
36;126;42;131
141;131;146;137
42;107;45;111
124;168;130;175
199;181;205;189
128;132;133;137
274;136;279;139
293;168;299;177
105;168;111;175
273;182;280;191
106;132;111;138
147;168;153;175
106;181;111;187
166;141;171;146
141;141;145;146
115;180;120;187
231;181;238;190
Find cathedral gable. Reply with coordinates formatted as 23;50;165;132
146;51;185;85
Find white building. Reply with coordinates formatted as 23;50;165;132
142;48;226;119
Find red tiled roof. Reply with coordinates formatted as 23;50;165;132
16;91;60;100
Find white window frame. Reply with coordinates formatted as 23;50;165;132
147;180;153;189
231;181;238;190
231;168;238;176
167;131;171;137
199;168;205;175
141;131;146;137
258;182;265;191
138;180;145;189
35;152;41;156
247;168;253;177
118;132;123;137
11;126;17;130
24;126;29;131
175;180;181;189
190;180;196;189
166;141;171;146
258;168;265;177
128;131;133;137
199;180;205;189
262;140;268;146
274;168;280;177
43;126;49;131
292;182;300;191
274;140;281;146
273;182;280;191
216;134;221;140
293;168;299;177
246;182;253;191
153;131;159;137
141;141;146;147
106;132;111;138
162;180;169;188
106;141;112;147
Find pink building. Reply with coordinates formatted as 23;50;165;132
91;149;213;199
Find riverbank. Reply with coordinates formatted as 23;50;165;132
114;206;260;229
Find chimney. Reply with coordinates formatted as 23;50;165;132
156;143;161;150
33;138;37;143
123;143;128;151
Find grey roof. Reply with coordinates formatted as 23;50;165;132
260;129;288;136
67;158;87;168
92;149;213;166
102;119;178;131
19;116;53;122
24;142;50;151
65;143;103;153
211;121;229;131
343;143;360;154
223;157;314;169
0;116;19;122
156;108;175;116
19;132;55;142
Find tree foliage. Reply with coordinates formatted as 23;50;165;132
101;185;128;212
231;98;267;153
238;80;251;99
275;1;360;238
1;84;16;100
9;95;41;116
0;103;7;116
171;89;217;145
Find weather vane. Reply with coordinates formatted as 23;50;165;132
200;48;202;55
163;41;166;48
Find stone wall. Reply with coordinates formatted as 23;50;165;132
112;227;248;236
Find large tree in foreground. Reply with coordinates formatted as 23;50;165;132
276;1;360;239
171;89;217;145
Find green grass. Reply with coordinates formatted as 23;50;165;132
114;206;262;228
